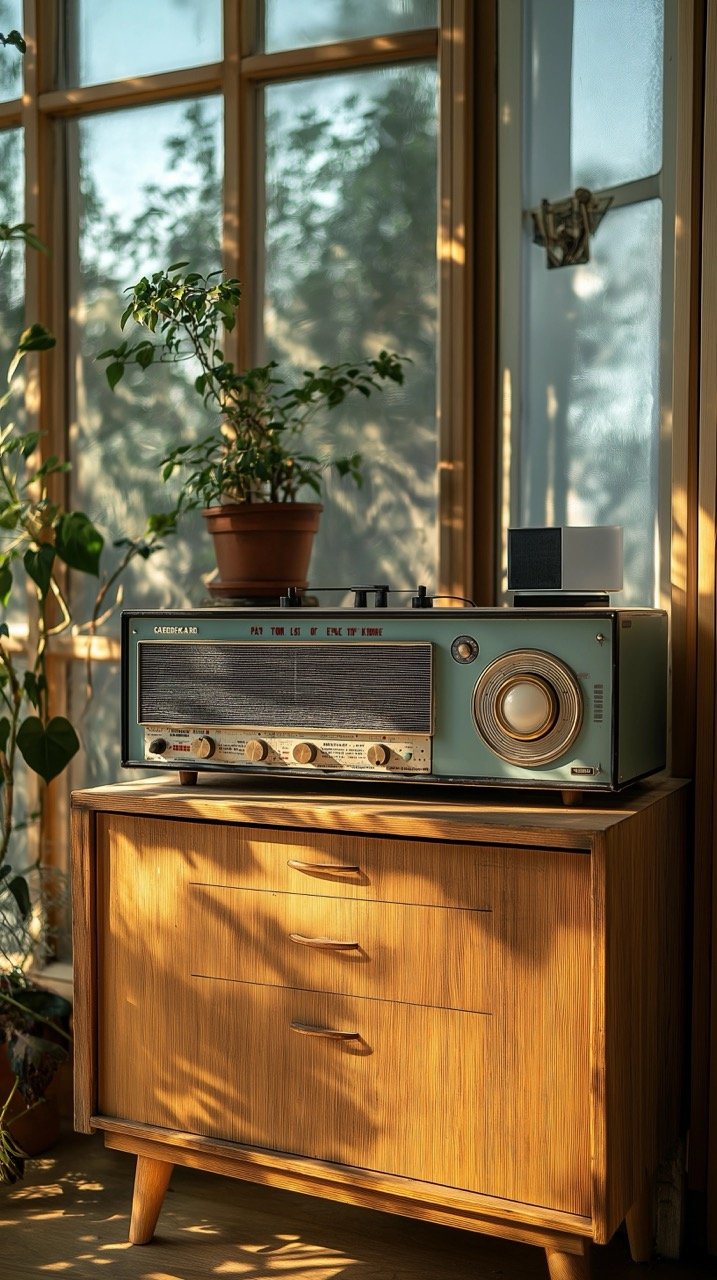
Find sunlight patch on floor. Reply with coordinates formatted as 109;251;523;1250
7;1183;65;1199
26;1209;82;1221
204;1239;361;1278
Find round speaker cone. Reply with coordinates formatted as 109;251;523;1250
473;650;583;766
495;676;557;739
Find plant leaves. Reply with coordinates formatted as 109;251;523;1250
16;715;80;783
105;361;124;390
23;545;55;596
23;671;45;710
55;512;104;576
4;873;30;921
15;323;56;354
0;559;12;606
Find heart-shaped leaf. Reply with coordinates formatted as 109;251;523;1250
23;544;55;596
55;512;103;576
16;715;79;783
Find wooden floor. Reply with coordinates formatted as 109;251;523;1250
0;1129;713;1279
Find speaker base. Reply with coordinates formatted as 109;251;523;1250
512;592;610;608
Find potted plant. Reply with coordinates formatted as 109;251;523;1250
98;266;407;598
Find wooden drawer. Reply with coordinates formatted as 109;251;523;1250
189;883;495;1012
99;813;500;909
99;979;589;1215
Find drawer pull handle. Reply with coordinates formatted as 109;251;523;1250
287;859;361;875
289;933;359;950
290;1021;360;1041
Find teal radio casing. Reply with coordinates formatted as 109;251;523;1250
121;606;667;792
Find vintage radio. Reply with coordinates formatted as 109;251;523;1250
121;603;667;793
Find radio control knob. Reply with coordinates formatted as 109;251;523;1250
148;737;168;755
293;742;317;765
244;738;269;763
191;735;216;759
367;742;391;767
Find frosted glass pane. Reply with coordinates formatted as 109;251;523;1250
65;0;221;86
264;66;438;599
264;0;437;52
520;201;662;605
70;97;222;623
0;0;22;101
571;0;663;187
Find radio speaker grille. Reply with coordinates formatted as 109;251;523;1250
138;641;432;733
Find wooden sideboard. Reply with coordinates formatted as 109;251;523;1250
71;775;688;1279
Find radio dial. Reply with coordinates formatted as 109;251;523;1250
367;742;391;767
191;735;216;759
244;738;269;763
148;737;168;755
293;742;317;765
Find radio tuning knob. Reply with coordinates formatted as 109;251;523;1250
367;742;391;767
148;737;168;755
244;738;269;763
191;735;216;759
293;742;317;765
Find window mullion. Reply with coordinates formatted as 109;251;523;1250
240;28;438;82
0;99;22;126
438;0;475;598
222;0;242;365
21;0;69;892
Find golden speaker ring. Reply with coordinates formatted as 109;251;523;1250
473;649;583;766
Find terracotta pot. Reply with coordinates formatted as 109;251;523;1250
202;502;322;599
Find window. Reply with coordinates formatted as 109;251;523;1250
0;2;472;933
499;0;674;606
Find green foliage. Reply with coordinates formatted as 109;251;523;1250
16;716;80;784
99;265;408;507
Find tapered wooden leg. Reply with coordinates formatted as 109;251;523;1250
545;1238;591;1279
625;1177;653;1262
128;1155;174;1244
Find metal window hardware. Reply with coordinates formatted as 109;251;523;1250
531;187;612;269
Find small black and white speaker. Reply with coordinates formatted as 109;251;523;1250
508;526;623;595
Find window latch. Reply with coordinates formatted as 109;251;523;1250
531;187;612;269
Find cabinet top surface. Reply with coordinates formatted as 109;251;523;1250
71;774;688;848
